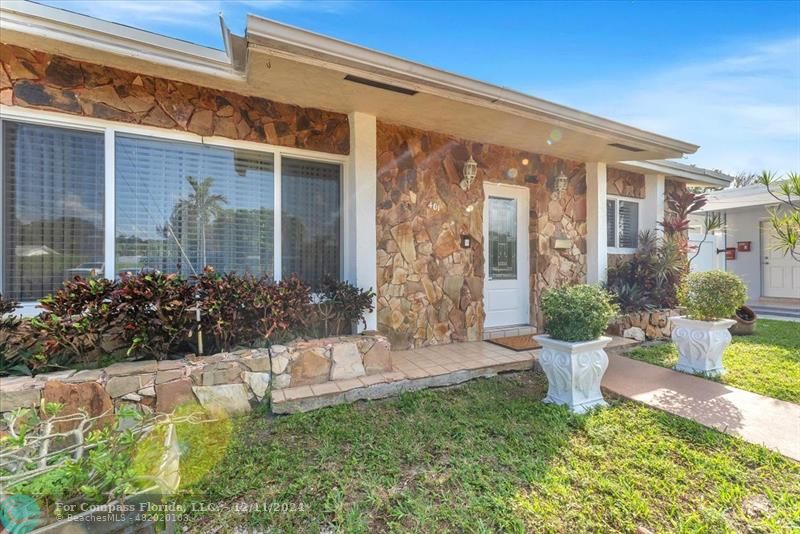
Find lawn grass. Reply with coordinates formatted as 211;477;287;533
627;319;800;403
178;373;800;533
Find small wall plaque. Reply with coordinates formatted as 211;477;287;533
551;237;571;250
725;247;737;260
737;241;751;252
460;235;472;249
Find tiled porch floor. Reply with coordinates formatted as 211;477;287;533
271;337;638;414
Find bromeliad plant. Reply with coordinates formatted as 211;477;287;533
606;230;685;312
606;187;720;313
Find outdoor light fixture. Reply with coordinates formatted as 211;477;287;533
555;171;569;197
460;156;478;191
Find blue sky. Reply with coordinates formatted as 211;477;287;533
40;0;800;175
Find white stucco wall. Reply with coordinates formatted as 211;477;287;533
718;205;775;303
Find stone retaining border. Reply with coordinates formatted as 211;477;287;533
0;334;389;420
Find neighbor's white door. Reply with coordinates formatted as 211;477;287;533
483;183;530;328
761;221;800;298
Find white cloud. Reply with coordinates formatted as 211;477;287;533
538;37;800;175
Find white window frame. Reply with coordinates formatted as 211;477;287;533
0;105;350;312
607;195;641;254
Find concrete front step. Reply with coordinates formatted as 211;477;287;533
482;324;538;340
271;355;532;414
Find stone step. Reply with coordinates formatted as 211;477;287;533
271;356;533;414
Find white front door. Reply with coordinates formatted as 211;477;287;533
761;221;800;298
483;183;530;328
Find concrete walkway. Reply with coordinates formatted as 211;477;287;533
602;354;800;461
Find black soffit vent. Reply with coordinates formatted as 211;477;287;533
344;75;418;96
608;142;646;152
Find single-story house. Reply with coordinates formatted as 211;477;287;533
0;1;732;349
695;184;800;311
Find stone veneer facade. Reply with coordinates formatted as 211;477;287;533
376;122;587;349
0;44;349;155
607;167;645;199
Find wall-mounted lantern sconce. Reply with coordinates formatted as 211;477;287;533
460;156;478;191
555;171;569;198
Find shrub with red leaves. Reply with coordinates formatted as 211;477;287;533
112;271;194;358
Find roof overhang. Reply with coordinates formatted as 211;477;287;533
245;16;698;162
1;1;702;163
0;1;244;80
698;183;781;212
612;160;734;187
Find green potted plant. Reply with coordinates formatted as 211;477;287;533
533;284;619;413
671;271;747;376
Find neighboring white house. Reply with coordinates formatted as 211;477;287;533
696;184;800;308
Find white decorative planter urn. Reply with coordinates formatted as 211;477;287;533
533;335;611;414
671;316;736;377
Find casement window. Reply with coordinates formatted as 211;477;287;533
0;115;344;303
606;197;640;251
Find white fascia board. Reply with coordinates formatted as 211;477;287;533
246;15;699;157
620;160;734;187
0;0;244;80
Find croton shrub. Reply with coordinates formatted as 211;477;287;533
0;269;374;375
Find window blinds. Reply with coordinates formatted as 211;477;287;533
2;121;104;301
606;199;639;249
281;157;342;288
618;200;639;249
115;134;275;277
606;199;616;248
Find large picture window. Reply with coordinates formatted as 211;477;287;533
606;197;640;250
1;114;345;304
2;121;104;301
115;134;275;276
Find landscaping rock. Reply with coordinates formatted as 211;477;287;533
155;378;195;413
42;381;113;430
623;327;646;342
106;374;153;398
192;384;251;415
290;349;330;386
106;360;158;377
62;369;104;383
0;384;41;412
271;354;289;375
201;362;243;386
363;341;393;374
272;373;291;389
242;372;271;400
35;370;77;382
330;343;366;380
156;369;184;384
241;354;270;372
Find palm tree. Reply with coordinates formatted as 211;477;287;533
172;176;228;269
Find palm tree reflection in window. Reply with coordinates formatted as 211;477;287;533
162;176;228;273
